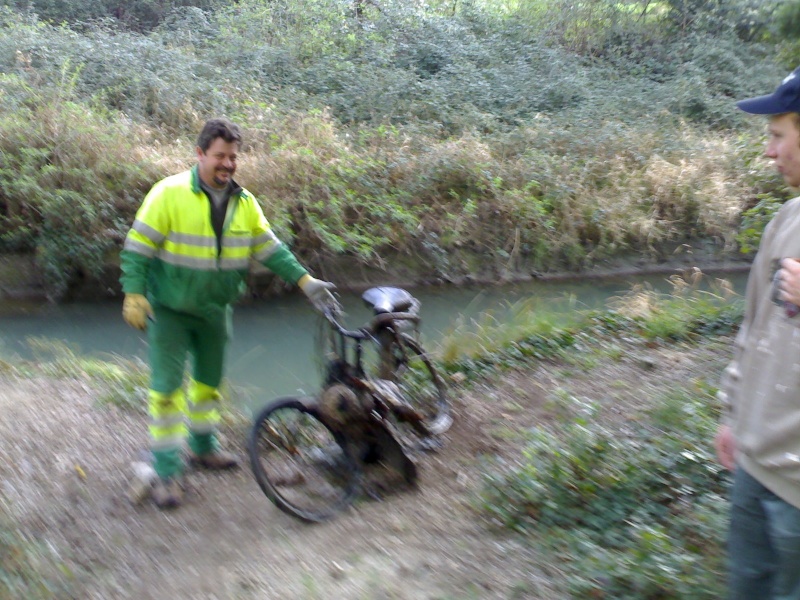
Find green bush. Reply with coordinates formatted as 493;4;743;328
462;279;740;597
774;0;800;39
0;1;792;292
661;0;779;38
0;499;73;599
0;72;160;298
737;192;787;254
0;1;785;134
479;389;730;598
1;0;221;32
773;1;800;68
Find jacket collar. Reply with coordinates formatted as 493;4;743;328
191;164;243;197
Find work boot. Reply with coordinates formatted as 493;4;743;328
188;449;241;471
152;478;183;509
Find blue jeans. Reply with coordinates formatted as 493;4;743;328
728;466;800;599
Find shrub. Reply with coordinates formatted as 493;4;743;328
0;498;73;599
0;0;222;32
479;388;730;598
0;72;161;299
0;1;791;293
465;274;739;597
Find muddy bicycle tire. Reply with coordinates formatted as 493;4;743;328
382;333;452;437
248;396;359;522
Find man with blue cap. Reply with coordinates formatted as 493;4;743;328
716;66;800;598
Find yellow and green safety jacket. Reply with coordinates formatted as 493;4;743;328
120;166;307;317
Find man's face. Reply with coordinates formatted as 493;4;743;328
766;113;800;188
197;137;238;189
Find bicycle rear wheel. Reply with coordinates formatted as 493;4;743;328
248;396;359;522
382;332;452;436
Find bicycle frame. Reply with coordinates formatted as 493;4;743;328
321;304;421;387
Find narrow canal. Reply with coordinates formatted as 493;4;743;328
0;270;748;408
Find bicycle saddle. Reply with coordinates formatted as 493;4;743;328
361;287;415;314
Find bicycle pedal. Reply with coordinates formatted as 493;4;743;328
427;414;453;436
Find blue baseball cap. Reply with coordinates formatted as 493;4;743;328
737;67;800;115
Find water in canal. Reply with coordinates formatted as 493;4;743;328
0;270;748;410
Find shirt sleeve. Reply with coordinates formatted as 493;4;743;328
120;180;171;295
246;192;308;284
262;245;308;284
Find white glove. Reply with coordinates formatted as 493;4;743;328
298;275;337;312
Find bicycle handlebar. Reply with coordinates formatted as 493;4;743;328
323;306;420;340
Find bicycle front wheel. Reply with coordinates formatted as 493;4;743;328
385;333;452;436
248;396;359;522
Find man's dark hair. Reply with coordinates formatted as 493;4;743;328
197;118;242;152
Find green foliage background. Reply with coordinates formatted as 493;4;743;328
0;0;796;298
0;3;792;595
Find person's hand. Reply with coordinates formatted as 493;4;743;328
298;275;337;312
778;258;800;307
714;424;736;471
122;293;153;330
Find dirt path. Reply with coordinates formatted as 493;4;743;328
0;373;557;600
0;332;732;599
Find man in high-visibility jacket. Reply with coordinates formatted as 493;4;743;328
120;118;335;509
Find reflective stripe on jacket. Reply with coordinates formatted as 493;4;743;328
120;165;307;317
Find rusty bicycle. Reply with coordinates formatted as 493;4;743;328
248;286;452;522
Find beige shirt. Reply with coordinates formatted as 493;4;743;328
720;196;800;508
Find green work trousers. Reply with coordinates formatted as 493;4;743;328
147;303;232;478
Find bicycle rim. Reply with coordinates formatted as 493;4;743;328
389;333;452;436
248;397;358;522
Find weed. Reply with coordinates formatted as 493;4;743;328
440;270;742;383
0;3;789;294
300;570;320;599
477;347;730;598
436;273;741;597
0;500;74;599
